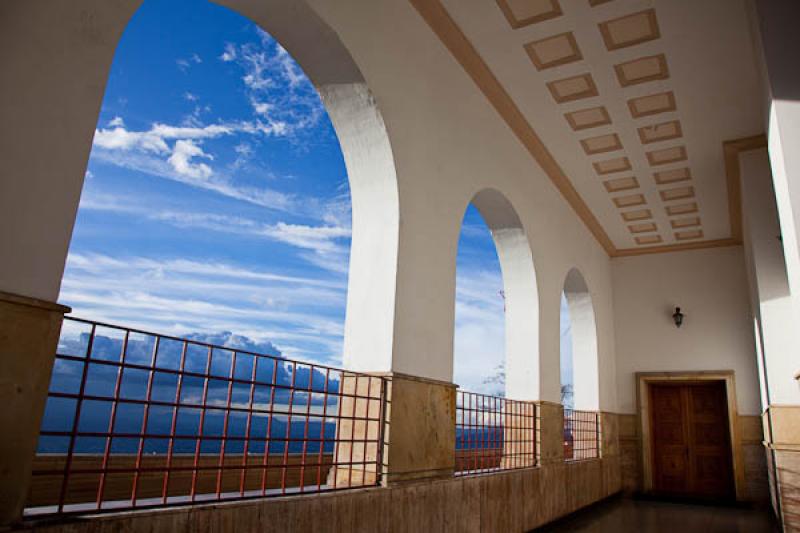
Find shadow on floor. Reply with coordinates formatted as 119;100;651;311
533;496;779;532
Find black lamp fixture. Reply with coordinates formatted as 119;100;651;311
672;307;684;328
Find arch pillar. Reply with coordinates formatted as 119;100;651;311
470;189;540;402
563;269;600;411
0;2;139;525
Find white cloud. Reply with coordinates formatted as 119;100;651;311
93;126;170;153
275;44;304;88
176;54;202;71
59;253;348;363
250;98;272;117
91;118;298;208
453;267;506;394
79;193;351;271
108;116;125;127
167;139;213;179
221;34;325;138
184;92;198;102
220;43;237;62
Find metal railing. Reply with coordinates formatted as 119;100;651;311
563;409;600;461
455;391;537;475
26;317;385;517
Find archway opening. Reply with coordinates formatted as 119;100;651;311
29;0;399;514
453;189;539;473
454;189;539;399
453;205;505;395
561;268;599;411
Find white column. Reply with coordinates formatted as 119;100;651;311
0;0;142;301
740;148;800;406
755;0;800;321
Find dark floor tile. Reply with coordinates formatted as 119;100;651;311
534;497;779;532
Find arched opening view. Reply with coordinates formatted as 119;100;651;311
561;268;600;461
29;0;396;516
453;190;538;475
453;205;505;396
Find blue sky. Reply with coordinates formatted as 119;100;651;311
61;0;570;396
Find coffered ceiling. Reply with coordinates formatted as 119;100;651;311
417;0;765;255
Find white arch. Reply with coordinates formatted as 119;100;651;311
467;188;540;401
562;268;599;410
0;0;401;373
217;0;401;375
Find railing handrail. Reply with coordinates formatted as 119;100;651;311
61;316;359;376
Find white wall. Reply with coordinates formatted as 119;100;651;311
754;1;800;329
308;0;618;406
740;148;800;407
612;247;761;415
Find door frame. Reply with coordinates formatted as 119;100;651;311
636;371;746;501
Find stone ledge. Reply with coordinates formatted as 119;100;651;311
17;457;622;533
0;291;70;314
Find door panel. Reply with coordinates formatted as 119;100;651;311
649;381;735;500
650;384;689;493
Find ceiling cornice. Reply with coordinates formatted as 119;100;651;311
408;0;765;259
408;0;616;256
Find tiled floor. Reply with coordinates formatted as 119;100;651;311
535;497;779;532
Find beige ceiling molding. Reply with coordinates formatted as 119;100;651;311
613;193;646;208
616;238;740;256
580;132;622;155
409;0;756;258
635;234;663;245
628;91;677;119
628;222;657;234
614;54;670;87
654;167;691;185
665;202;699;216
675;229;704;241
525;32;583;70
638;120;682;145
495;0;563;29
724;134;768;242
670;216;701;229
646;145;687;166
565;106;612;131
603;176;639;193
599;9;660;51
621;208;653;222
546;73;599;103
594;156;632;175
659;185;694;202
589;0;614;6
408;0;616;254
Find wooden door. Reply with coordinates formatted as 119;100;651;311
649;381;735;500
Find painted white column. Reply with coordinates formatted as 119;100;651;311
0;1;142;301
563;269;599;411
754;0;800;322
0;3;140;524
740;149;800;406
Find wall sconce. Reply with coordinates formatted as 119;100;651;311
672;307;684;328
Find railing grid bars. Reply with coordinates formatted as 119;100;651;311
26;317;386;518
454;390;537;476
563;409;601;461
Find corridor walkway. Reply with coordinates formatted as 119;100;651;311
536;497;778;532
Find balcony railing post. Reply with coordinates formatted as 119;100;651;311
537;401;566;466
0;291;70;527
330;372;455;486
